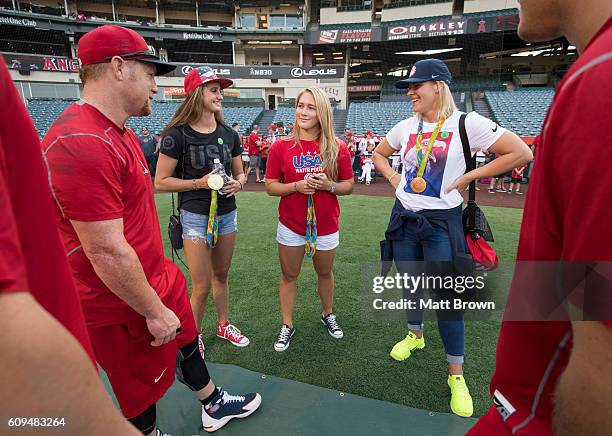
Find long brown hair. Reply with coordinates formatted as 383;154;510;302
161;84;225;137
292;87;340;181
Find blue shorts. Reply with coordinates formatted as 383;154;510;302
180;208;237;240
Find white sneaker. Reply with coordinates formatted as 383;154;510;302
321;313;344;339
201;388;262;432
274;324;295;352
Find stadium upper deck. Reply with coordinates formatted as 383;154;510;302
1;0;574;136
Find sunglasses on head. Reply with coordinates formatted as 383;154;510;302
104;49;156;61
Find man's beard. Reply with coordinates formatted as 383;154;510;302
137;100;152;117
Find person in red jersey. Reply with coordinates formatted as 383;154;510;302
469;1;612;434
507;163;527;195
246;124;263;182
0;58;141;436
41;25;260;435
265;86;354;352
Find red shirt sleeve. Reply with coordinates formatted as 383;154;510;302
527;58;612;328
0;59;96;361
0;143;28;293
47;136;125;221
265;140;283;180
550;68;612;263
337;143;354;181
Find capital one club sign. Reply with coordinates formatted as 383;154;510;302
0;15;37;27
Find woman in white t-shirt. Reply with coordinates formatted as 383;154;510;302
372;58;532;418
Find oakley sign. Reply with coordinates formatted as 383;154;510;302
388;20;466;40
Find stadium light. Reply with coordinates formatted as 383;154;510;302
395;48;463;55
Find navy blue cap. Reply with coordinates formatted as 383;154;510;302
395;58;452;89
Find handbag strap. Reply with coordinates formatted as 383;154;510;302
171;126;188;215
459;112;477;231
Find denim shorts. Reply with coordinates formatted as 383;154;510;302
180;208;237;240
249;154;261;168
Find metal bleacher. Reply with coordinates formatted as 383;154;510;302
485;88;554;136
27;99;263;137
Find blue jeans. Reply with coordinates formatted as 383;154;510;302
392;219;465;364
180;209;237;240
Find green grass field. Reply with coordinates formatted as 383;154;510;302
155;192;523;417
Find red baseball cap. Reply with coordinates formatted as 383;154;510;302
184;66;233;95
77;25;175;76
366;130;373;136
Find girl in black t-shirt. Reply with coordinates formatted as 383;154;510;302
155;66;249;348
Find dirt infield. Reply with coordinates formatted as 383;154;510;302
243;178;527;209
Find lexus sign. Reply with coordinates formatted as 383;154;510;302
290;67;338;78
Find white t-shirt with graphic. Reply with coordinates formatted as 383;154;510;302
386;111;505;212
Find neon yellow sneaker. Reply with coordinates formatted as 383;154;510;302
448;375;474;417
389;331;425;361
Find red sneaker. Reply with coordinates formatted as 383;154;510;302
216;321;250;347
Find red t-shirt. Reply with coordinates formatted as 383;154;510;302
0;148;29;294
247;131;261;155
511;164;527;179
0;59;95;363
261;136;274;158
42;102;172;328
470;17;612;435
265;138;353;236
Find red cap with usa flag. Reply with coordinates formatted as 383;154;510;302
183;66;234;95
77;25;175;75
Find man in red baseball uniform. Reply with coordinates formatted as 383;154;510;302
469;1;612;434
0;58;140;435
42;25;260;435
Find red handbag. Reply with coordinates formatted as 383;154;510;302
459;113;499;272
465;231;499;271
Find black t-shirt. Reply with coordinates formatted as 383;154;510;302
160;123;242;215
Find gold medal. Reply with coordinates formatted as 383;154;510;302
207;174;224;190
410;177;427;193
410;115;446;195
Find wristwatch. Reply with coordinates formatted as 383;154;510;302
329;182;336;194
